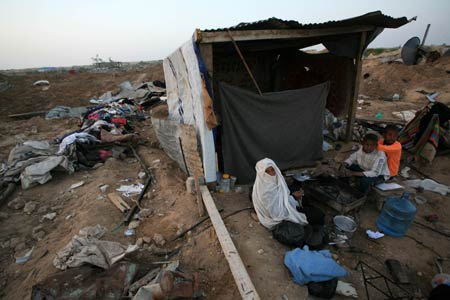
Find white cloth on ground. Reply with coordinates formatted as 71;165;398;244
252;158;308;229
345;148;390;180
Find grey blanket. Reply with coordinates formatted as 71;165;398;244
219;82;329;183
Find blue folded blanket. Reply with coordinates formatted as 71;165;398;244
284;246;348;285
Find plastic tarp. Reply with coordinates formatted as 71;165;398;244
163;38;215;182
219;81;329;183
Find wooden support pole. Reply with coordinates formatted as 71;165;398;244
200;186;261;300
346;31;367;141
227;29;263;96
194;171;206;217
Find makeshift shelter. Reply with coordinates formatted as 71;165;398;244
155;11;410;183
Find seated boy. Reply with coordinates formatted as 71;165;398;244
343;133;390;194
377;125;402;177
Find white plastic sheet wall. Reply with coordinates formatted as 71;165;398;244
163;39;216;182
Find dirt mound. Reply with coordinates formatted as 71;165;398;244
0;64;163;116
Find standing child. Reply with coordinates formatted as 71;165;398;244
377;125;402;177
343;133;391;194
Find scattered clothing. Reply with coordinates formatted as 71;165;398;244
377;139;402;176
252;158;308;229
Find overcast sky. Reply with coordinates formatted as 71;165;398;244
1;0;449;70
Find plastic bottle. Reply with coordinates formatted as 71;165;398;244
376;192;417;237
221;173;230;193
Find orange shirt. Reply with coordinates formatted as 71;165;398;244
377;139;402;176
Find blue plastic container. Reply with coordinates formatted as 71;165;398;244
376;192;417;237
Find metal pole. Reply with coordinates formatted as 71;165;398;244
421;24;430;46
227;29;263;96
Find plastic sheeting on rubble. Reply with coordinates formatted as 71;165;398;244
20;156;72;189
0;141;74;189
405;179;450;196
53;224;138;270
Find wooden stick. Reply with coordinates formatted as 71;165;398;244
346;31;367;141
227;29;262;96
8;111;47;119
200;186;260;300
194;171;206;217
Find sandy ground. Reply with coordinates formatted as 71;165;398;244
0;51;450;300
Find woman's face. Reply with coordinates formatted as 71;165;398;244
265;166;276;176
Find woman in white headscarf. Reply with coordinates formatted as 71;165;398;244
252;158;308;229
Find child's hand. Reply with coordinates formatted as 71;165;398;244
292;190;304;199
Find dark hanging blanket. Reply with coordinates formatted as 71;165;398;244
219;81;329;183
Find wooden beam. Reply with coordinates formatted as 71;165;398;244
200;186;260;300
196;26;375;43
199;43;214;79
345;31;367;141
108;193;130;213
227;30;262;95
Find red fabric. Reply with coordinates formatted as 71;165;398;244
112;117;127;127
99;150;112;161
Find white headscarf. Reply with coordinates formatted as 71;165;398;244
252;158;308;229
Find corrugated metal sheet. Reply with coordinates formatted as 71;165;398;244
203;11;408;32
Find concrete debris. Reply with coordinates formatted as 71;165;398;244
138;208;152;218
128;220;141;230
8;197;25;210
42;212;57;221
32;225;46;240
136;238;144;247
153;233;166;246
257;249;265;255
69;181;85;190
99;184;109;193
14;242;27;252
9;237;25;249
138;171;146;179
23;201;38;214
37;206;48;214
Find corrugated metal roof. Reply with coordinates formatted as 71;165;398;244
203;11;409;32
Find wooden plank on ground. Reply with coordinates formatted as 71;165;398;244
200;186;260;300
107;193;130;213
